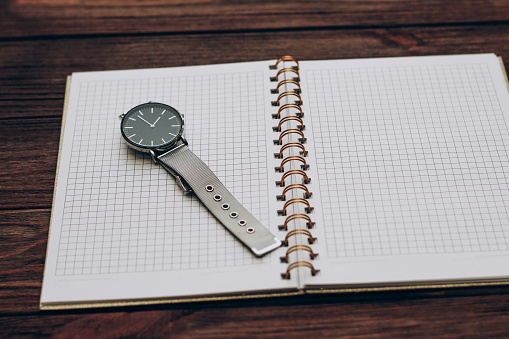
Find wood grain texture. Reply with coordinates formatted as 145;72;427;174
2;24;509;102
1;292;509;337
2;0;509;336
2;0;509;38
0;117;60;209
0;209;48;314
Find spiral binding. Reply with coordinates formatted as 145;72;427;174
272;56;319;280
276;156;308;173
280;183;311;200
273;116;304;132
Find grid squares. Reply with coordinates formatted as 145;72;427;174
56;71;270;276
306;63;509;258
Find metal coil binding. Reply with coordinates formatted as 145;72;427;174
276;128;306;145
280;183;311;201
272;56;319;280
273;68;300;82
281;244;318;263
280;198;313;216
278;213;314;231
274;103;304;119
283;229;316;246
274;116;304;132
281;261;319;279
273;79;301;94
276;169;310;187
277;156;308;173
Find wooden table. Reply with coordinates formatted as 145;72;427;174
2;1;509;337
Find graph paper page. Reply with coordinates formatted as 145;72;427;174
299;54;509;287
41;61;294;307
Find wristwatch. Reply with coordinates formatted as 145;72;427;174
119;102;281;256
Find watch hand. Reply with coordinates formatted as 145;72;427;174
152;116;161;127
138;115;153;127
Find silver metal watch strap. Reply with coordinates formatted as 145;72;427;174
157;144;281;256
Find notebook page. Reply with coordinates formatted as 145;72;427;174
41;61;293;307
299;54;509;286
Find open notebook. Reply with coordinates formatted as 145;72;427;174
41;54;509;309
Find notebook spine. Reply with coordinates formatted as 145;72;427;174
271;56;319;280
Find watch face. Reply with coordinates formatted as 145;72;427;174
121;102;184;150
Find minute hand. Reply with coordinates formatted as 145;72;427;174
138;115;154;127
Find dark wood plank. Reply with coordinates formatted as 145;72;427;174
2;0;509;38
0;116;60;209
0;100;63;119
0;209;48;314
2;24;509;103
1;292;509;337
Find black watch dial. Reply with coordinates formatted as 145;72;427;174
121;102;184;150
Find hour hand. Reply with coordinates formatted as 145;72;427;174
152;116;161;126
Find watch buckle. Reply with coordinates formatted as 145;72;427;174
150;150;193;193
149;149;159;164
175;176;193;193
